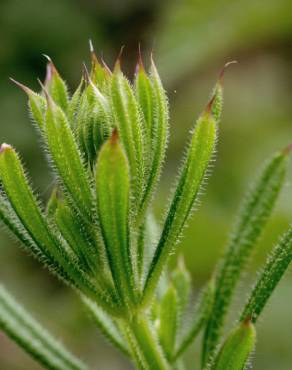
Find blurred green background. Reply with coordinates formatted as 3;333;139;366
0;0;292;369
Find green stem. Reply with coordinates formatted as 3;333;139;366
123;314;170;370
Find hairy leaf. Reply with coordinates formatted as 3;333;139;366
202;148;289;365
0;284;89;370
240;226;292;323
211;319;256;370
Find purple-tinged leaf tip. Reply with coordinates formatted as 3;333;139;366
0;143;12;154
9;78;34;95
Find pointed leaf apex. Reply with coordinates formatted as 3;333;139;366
136;43;145;73
0;143;12;154
110;128;119;145
37;78;53;107
114;45;125;72
82;62;90;85
282;143;292;156
218;60;238;84
43;54;59;79
101;57;112;76
89;39;100;66
89;39;94;54
9;78;34;95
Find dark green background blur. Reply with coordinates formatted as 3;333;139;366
0;0;292;369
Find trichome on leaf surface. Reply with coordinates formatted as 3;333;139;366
0;45;291;370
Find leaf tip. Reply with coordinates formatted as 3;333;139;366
218;60;238;84
110;128;119;145
0;143;12;154
114;45;125;72
9;78;33;95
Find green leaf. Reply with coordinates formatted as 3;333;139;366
0;144;106;306
110;64;145;208
211;319;256;370
0;284;89;370
142;94;218;305
138;58;169;220
240;226;292;323
45;58;69;113
0;193;67;279
202;148;289;365
54;201;99;273
158;285;178;359
95;130;136;307
44;95;94;222
67;79;84;128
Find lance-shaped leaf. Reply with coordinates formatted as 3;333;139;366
0;144;108;307
142;94;219;305
44;94;94;222
0;284;89;370
0;193;69;281
202;148;289;365
158;285;178;359
76;78;112;164
173;280;214;361
55;201;99;273
95;130;136;306
134;56;153;152
67;79;84;128
111;64;145;207
240;226;292;323
211;319;256;370
138;58;169;219
44;57;69;113
89;40;111;92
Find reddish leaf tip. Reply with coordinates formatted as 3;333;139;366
9;78;33;95
242;315;253;326
110;128;119;145
114;45;125;72
218;60;238;83
101;57;112;76
205;94;216;115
